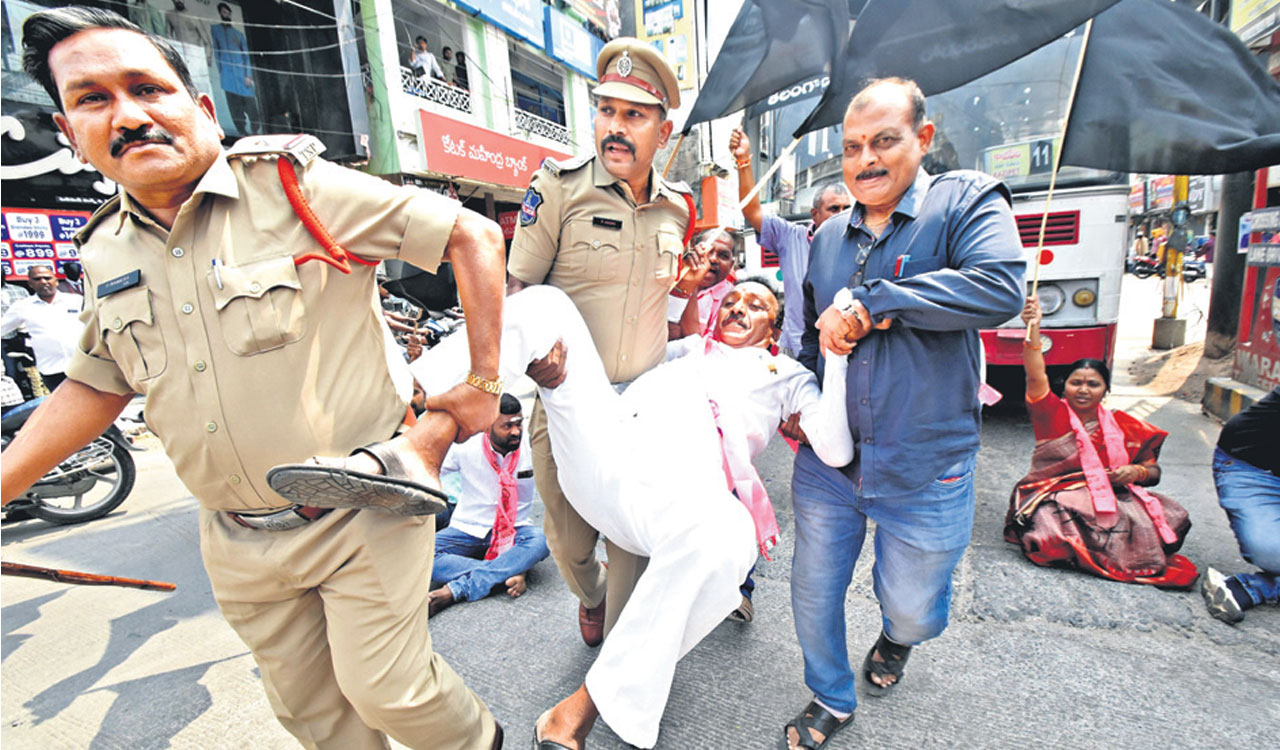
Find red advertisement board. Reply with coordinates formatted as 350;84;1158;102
1232;207;1280;390
417;110;571;189
1;207;93;280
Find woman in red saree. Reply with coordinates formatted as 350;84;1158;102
1003;296;1197;588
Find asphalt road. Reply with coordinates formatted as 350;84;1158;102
3;275;1276;749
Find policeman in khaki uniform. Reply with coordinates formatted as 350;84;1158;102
2;8;504;749
507;38;694;649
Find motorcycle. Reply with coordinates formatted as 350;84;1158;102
1;397;137;525
1129;254;1205;283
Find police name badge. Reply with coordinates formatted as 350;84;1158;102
519;187;543;227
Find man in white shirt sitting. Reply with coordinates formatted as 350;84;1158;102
0;264;84;392
428;393;549;616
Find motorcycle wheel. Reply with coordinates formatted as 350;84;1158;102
29;438;135;525
1133;267;1153;279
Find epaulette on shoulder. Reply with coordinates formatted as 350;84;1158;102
540;153;592;178
74;194;123;246
224;134;325;166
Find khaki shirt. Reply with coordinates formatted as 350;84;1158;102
507;156;691;383
67;145;460;512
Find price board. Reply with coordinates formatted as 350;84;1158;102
1;207;91;279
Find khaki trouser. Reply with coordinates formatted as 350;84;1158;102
531;398;646;635
200;506;497;750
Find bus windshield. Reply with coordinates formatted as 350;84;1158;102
922;28;1125;192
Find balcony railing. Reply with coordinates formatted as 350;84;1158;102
513;108;570;146
399;66;472;115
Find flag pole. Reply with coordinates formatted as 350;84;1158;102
662;133;687;178
738;135;802;212
1028;18;1094;342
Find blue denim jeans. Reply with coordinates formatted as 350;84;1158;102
1212;447;1280;606
790;447;976;714
431;525;550;602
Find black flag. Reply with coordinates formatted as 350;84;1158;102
681;0;851;134
1061;0;1280;175
794;0;1121;137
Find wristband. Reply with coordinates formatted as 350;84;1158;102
735;158;751;170
671;285;695;299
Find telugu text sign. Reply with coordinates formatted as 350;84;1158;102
417;110;571;189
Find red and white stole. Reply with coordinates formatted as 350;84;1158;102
481;433;521;560
1066;405;1178;544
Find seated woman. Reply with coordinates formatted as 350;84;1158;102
269;277;854;750
1004;295;1197;587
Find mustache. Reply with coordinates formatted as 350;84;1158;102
600;134;635;155
110;126;174;158
856;168;889;180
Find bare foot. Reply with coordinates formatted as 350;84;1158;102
535;685;598;750
506;574;527;597
428;586;455;617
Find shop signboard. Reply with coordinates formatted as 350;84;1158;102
453;0;545;49
1;207;90;280
636;0;694;90
418;109;570;188
1149;175;1175;212
1233;206;1280;390
1187;175;1210;213
498;211;519;239
1231;0;1280;44
1128;181;1147;214
545;5;605;79
565;0;620;37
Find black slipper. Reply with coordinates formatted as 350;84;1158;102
783;700;854;749
862;630;912;696
267;441;448;516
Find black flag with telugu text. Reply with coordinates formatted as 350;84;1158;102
794;0;1121;138
1060;0;1280;175
681;0;852;134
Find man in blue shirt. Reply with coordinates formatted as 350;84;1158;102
784;78;1024;750
210;2;257;136
731;126;851;357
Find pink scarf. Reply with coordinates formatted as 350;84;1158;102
703;336;780;558
1066;405;1178;545
481;433;521;560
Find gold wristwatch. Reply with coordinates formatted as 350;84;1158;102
465;371;503;395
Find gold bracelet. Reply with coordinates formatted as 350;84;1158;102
1136;465;1149;482
671;286;695;299
465;371;502;395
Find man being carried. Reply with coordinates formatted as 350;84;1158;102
429;393;550;616
278;264;857;748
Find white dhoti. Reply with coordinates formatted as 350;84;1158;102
414;286;763;747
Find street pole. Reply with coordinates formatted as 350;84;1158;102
1205;171;1256;358
1152;175;1190;349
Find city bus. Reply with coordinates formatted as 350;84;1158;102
921;28;1129;377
